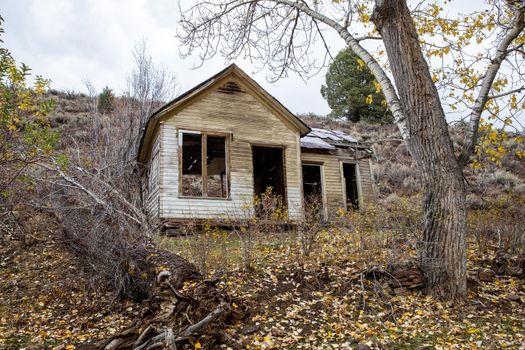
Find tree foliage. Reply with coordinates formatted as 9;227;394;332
97;86;115;114
0;15;57;201
321;48;392;124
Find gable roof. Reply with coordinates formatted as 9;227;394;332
137;64;311;164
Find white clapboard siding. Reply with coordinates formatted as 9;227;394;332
144;133;161;219
158;81;303;221
301;152;375;218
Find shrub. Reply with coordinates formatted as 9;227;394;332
338;198;422;267
469;194;525;257
492;169;522;188
298;194;326;257
402;176;421;194
466;193;484;210
386;163;413;187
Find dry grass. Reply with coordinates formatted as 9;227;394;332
156;197;525;349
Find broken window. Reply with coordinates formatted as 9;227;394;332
302;164;324;220
302;164;322;199
180;131;228;198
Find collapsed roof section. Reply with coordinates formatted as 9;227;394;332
300;127;371;153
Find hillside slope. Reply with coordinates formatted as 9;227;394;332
1;91;524;349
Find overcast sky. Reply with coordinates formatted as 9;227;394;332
2;0;522;127
2;0;349;116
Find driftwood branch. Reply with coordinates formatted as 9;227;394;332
176;303;226;341
130;303;227;350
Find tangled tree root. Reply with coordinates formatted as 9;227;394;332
97;271;245;350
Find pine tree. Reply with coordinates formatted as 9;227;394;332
321;48;392;124
98;86;115;114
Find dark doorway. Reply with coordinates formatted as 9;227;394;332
343;163;359;210
252;146;285;199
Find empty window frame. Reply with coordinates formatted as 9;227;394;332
252;146;286;200
206;135;228;197
302;164;323;200
302;163;325;220
180;131;228;198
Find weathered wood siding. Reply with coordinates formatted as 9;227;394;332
301;151;375;218
357;158;375;205
159;79;303;221
144;132;161;220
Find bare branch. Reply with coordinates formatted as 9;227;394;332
458;7;525;167
38;162;144;225
355;35;382;41
177;0;410;140
487;85;525;100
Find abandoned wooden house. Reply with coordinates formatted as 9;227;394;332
138;64;375;225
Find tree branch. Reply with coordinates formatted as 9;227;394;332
38;162;144;225
271;0;409;141
355;35;382;41
487;85;525;100
457;7;525;167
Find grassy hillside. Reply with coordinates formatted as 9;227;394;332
1;91;524;349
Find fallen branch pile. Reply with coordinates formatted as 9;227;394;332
361;263;424;296
97;270;245;350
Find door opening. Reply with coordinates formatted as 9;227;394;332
252;146;285;199
343;163;359;210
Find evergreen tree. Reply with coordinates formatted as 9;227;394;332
321;48;392;124
98;86;115;114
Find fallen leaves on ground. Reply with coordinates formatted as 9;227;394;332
2;224;524;349
166;228;525;349
0;230;140;350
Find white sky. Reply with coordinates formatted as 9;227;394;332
2;0;347;115
2;0;522;127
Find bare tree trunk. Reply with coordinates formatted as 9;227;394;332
371;0;467;300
